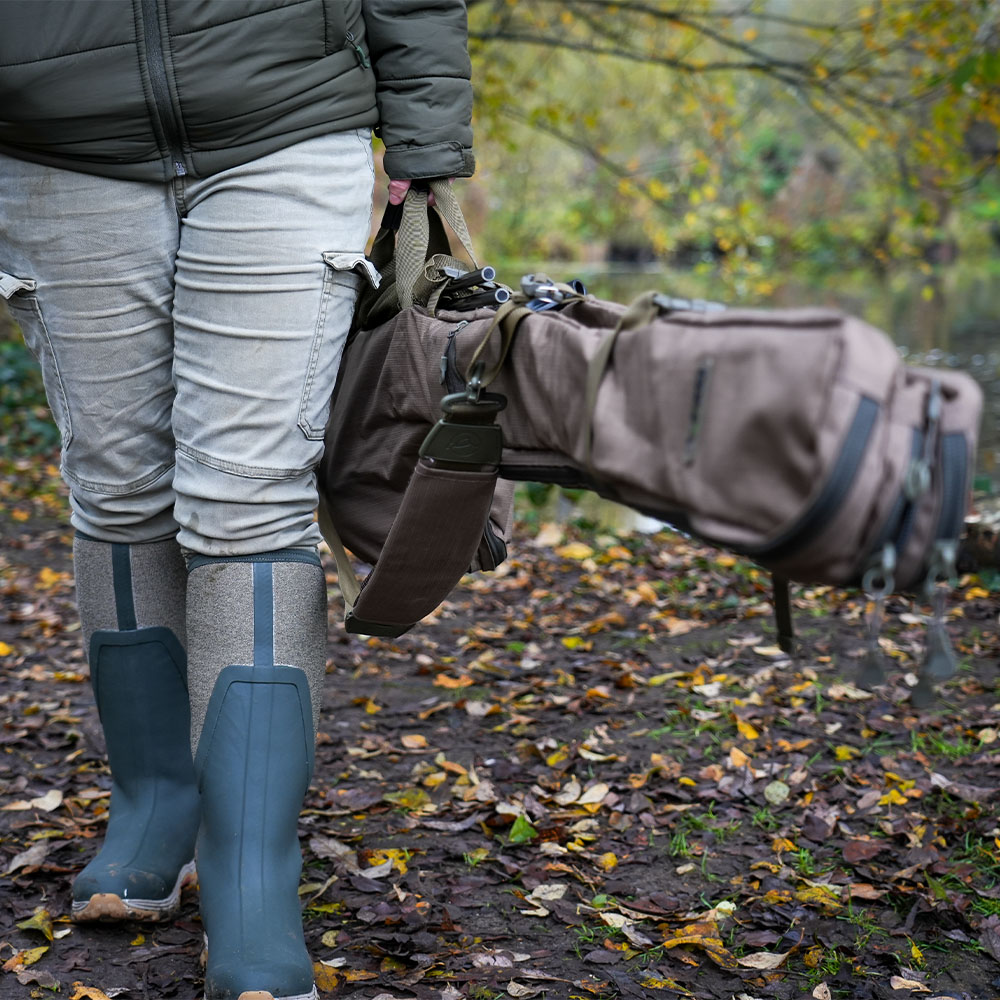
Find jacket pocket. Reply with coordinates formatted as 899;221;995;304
0;268;73;447
298;252;379;441
322;0;346;55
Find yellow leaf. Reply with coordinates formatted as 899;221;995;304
2;946;49;973
383;787;432;812
546;748;570;766
965;586;990;600
130;933;145;946
555;542;594;560
312;962;340;991
16;908;53;941
363;698;381;715
834;745;860;761
772;837;797;855
0;641;12;656
715;555;737;568
803;945;824;969
70;987;113;1000
401;733;427;749
598;852;618;871
320;930;339;948
879;788;907;806
433;673;475;689
343;969;378;982
729;747;751;768
736;720;759;741
367;848;408;875
561;636;593;651
678;776;697;787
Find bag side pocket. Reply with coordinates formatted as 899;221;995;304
0;268;73;447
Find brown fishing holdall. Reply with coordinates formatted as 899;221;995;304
319;182;982;694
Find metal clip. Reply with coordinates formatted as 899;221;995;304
912;540;958;706
858;543;896;689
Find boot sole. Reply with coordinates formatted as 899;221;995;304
231;992;318;1000
202;937;318;1000
72;859;197;922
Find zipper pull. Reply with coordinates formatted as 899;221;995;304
345;31;370;69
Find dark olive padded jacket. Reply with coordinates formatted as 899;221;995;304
0;0;474;182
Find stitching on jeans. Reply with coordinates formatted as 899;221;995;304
62;460;174;496
7;296;74;448
176;442;311;480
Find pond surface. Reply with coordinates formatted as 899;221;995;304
504;256;1000;529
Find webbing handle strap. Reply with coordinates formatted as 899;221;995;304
397;181;478;310
582;290;662;479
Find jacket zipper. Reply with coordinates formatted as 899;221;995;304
750;395;880;562
140;0;186;177
345;31;370;69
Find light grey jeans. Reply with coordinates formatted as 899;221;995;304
0;131;375;555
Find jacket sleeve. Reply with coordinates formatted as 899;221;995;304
360;0;475;179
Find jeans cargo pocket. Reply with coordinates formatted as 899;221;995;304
297;252;380;441
0;267;73;447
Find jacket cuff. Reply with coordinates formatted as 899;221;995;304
383;142;475;180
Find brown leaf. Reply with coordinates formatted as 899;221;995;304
843;839;884;863
980;915;1000;963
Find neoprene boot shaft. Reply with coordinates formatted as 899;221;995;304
196;664;316;1000
73;627;199;917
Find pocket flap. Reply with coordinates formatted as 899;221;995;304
322;252;381;289
0;269;37;300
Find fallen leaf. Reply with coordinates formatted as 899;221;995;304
70;986;113;1000
764;780;790;805
16;908;53;941
889;975;931;992
812;986;833;1000
3;841;51;875
555;542;594;560
401;733;427;749
738;950;789;969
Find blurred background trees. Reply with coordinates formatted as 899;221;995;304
3;0;999;481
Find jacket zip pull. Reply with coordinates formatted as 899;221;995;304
345;31;370;69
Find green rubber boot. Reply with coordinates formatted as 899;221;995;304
72;627;200;921
191;557;322;1000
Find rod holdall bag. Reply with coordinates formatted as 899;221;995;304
319;180;515;638
322;187;982;701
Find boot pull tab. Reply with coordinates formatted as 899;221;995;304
859;543;896;689
913;540;959;708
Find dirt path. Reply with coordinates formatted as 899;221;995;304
3;514;1000;1000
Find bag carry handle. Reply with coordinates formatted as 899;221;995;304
395;180;478;309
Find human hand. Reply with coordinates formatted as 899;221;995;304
386;178;454;205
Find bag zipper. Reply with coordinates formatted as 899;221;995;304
750;396;880;562
140;0;187;177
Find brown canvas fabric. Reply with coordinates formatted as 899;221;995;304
321;293;981;612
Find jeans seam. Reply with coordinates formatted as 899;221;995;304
176;441;312;480
63;459;174;495
8;296;74;448
297;266;334;441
